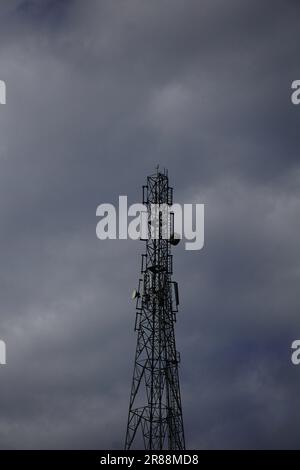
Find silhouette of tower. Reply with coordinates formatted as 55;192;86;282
125;168;185;450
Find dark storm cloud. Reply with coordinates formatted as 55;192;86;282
0;0;300;449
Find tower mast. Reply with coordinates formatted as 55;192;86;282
125;168;185;450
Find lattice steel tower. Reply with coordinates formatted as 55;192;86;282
125;168;185;450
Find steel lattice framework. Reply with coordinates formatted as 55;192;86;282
125;168;185;450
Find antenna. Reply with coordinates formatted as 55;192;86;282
131;289;140;300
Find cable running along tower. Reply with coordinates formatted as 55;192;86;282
125;168;185;450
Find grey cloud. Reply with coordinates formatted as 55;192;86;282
0;0;299;449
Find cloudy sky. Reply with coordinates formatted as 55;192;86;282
0;0;300;449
